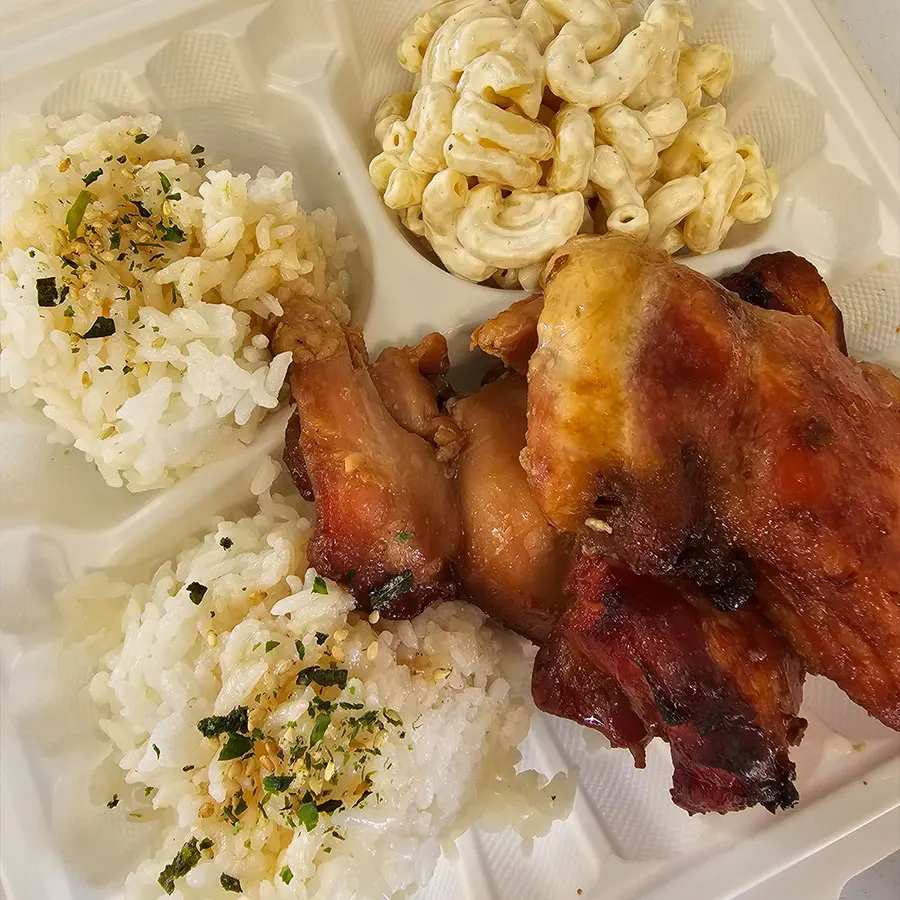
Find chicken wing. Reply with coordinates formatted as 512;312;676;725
450;375;571;642
273;299;461;618
368;332;463;459
721;251;847;353
543;550;805;814
470;294;544;374
524;234;900;728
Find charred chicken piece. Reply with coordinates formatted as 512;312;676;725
533;629;651;766
524;234;900;728
545;550;806;814
721;251;847;353
470;294;544;375
273;298;461;618
450;375;571;643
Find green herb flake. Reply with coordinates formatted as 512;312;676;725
315;631;328;645
295;639;305;660
134;132;150;144
309;713;331;747
233;796;248;817
198;838;213;851
82;168;103;186
317;798;343;814
197;706;248;739
159;172;171;193
312;576;328;595
160;223;185;243
152;743;160;758
297;801;318;832
36;277;59;307
219;537;233;549
107;794;119;809
191;144;205;154
130;198;151;218
157;837;203;895
167;192;182;201
196;158;206;168
395;531;414;542
262;774;294;793
219;732;254;761
264;640;280;653
123;365;133;374
98;365;112;372
187;581;208;605
80;316;116;339
61;255;77;269
280;866;294;885
108;229;121;250
219;872;244;894
66;190;93;238
369;570;414;611
296;666;348;690
116;154;127;164
182;765;195;772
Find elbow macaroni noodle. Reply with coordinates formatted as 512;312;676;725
371;0;779;283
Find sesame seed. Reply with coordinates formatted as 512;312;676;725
331;643;345;662
333;629;349;642
206;631;217;648
366;641;379;662
433;667;451;681
368;610;380;624
585;517;613;534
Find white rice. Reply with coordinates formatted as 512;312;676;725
75;473;572;899
0;113;354;491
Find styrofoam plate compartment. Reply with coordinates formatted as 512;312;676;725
1;1;899;899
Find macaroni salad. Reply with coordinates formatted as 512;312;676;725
368;0;778;286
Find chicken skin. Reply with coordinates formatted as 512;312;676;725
523;234;900;728
368;332;463;459
721;251;847;353
450;375;571;642
470;294;544;374
272;299;461;618
535;550;805;814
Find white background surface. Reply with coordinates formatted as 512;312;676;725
817;0;900;896
819;0;900;123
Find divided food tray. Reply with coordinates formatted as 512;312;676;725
1;1;898;899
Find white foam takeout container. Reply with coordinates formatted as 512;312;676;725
1;1;899;898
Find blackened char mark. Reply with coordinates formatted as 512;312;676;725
672;444;757;612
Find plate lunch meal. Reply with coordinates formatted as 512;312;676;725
0;2;898;900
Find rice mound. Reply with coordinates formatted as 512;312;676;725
0;113;354;491
78;468;572;899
